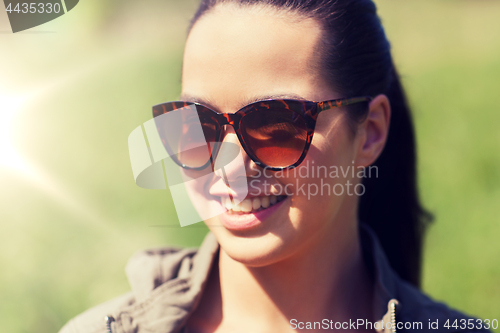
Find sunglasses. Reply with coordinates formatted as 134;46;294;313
152;96;371;171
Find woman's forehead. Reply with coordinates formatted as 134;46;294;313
181;4;328;111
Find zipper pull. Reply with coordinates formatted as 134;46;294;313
105;315;115;333
389;299;398;333
376;299;399;333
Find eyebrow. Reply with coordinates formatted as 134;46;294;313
178;92;308;111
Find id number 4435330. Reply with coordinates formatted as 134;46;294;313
444;318;498;330
6;2;62;14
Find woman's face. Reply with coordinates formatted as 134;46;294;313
181;4;364;266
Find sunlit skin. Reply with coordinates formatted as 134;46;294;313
180;4;391;333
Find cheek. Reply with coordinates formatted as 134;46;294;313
278;117;357;222
174;168;224;226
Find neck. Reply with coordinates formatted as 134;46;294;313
212;212;374;331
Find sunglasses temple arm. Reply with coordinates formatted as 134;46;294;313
317;96;372;113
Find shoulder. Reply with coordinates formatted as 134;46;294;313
359;223;490;333
57;245;200;333
58;292;135;333
395;279;491;333
58;233;219;333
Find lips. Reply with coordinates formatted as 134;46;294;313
209;176;289;230
221;194;287;214
217;194;289;231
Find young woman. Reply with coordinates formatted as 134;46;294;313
60;1;491;332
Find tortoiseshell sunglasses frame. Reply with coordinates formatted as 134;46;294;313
152;96;372;171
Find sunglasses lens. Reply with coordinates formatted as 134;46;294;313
155;103;217;169
155;101;310;170
178;117;217;168
240;105;308;168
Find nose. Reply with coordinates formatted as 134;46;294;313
213;126;252;180
210;127;245;202
212;126;260;200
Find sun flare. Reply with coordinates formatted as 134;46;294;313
0;93;30;172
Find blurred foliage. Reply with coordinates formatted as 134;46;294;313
0;0;499;332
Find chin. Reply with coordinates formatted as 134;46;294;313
205;215;310;268
222;234;292;267
201;221;277;265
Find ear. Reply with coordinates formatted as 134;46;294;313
355;94;391;168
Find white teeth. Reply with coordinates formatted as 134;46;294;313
261;196;270;209
252;197;261;210
241;199;253;213
221;195;285;213
232;202;242;212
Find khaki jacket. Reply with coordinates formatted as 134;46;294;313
59;225;490;333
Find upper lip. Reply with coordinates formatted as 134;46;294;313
208;177;251;200
208;177;285;199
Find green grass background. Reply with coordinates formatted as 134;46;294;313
0;0;498;332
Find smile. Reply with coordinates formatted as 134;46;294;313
221;195;288;214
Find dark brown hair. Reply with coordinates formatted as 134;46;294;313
188;0;432;287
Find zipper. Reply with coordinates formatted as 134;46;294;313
105;315;115;333
389;299;398;333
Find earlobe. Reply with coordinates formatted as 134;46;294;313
356;94;391;168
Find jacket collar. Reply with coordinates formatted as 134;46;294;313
359;223;400;321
